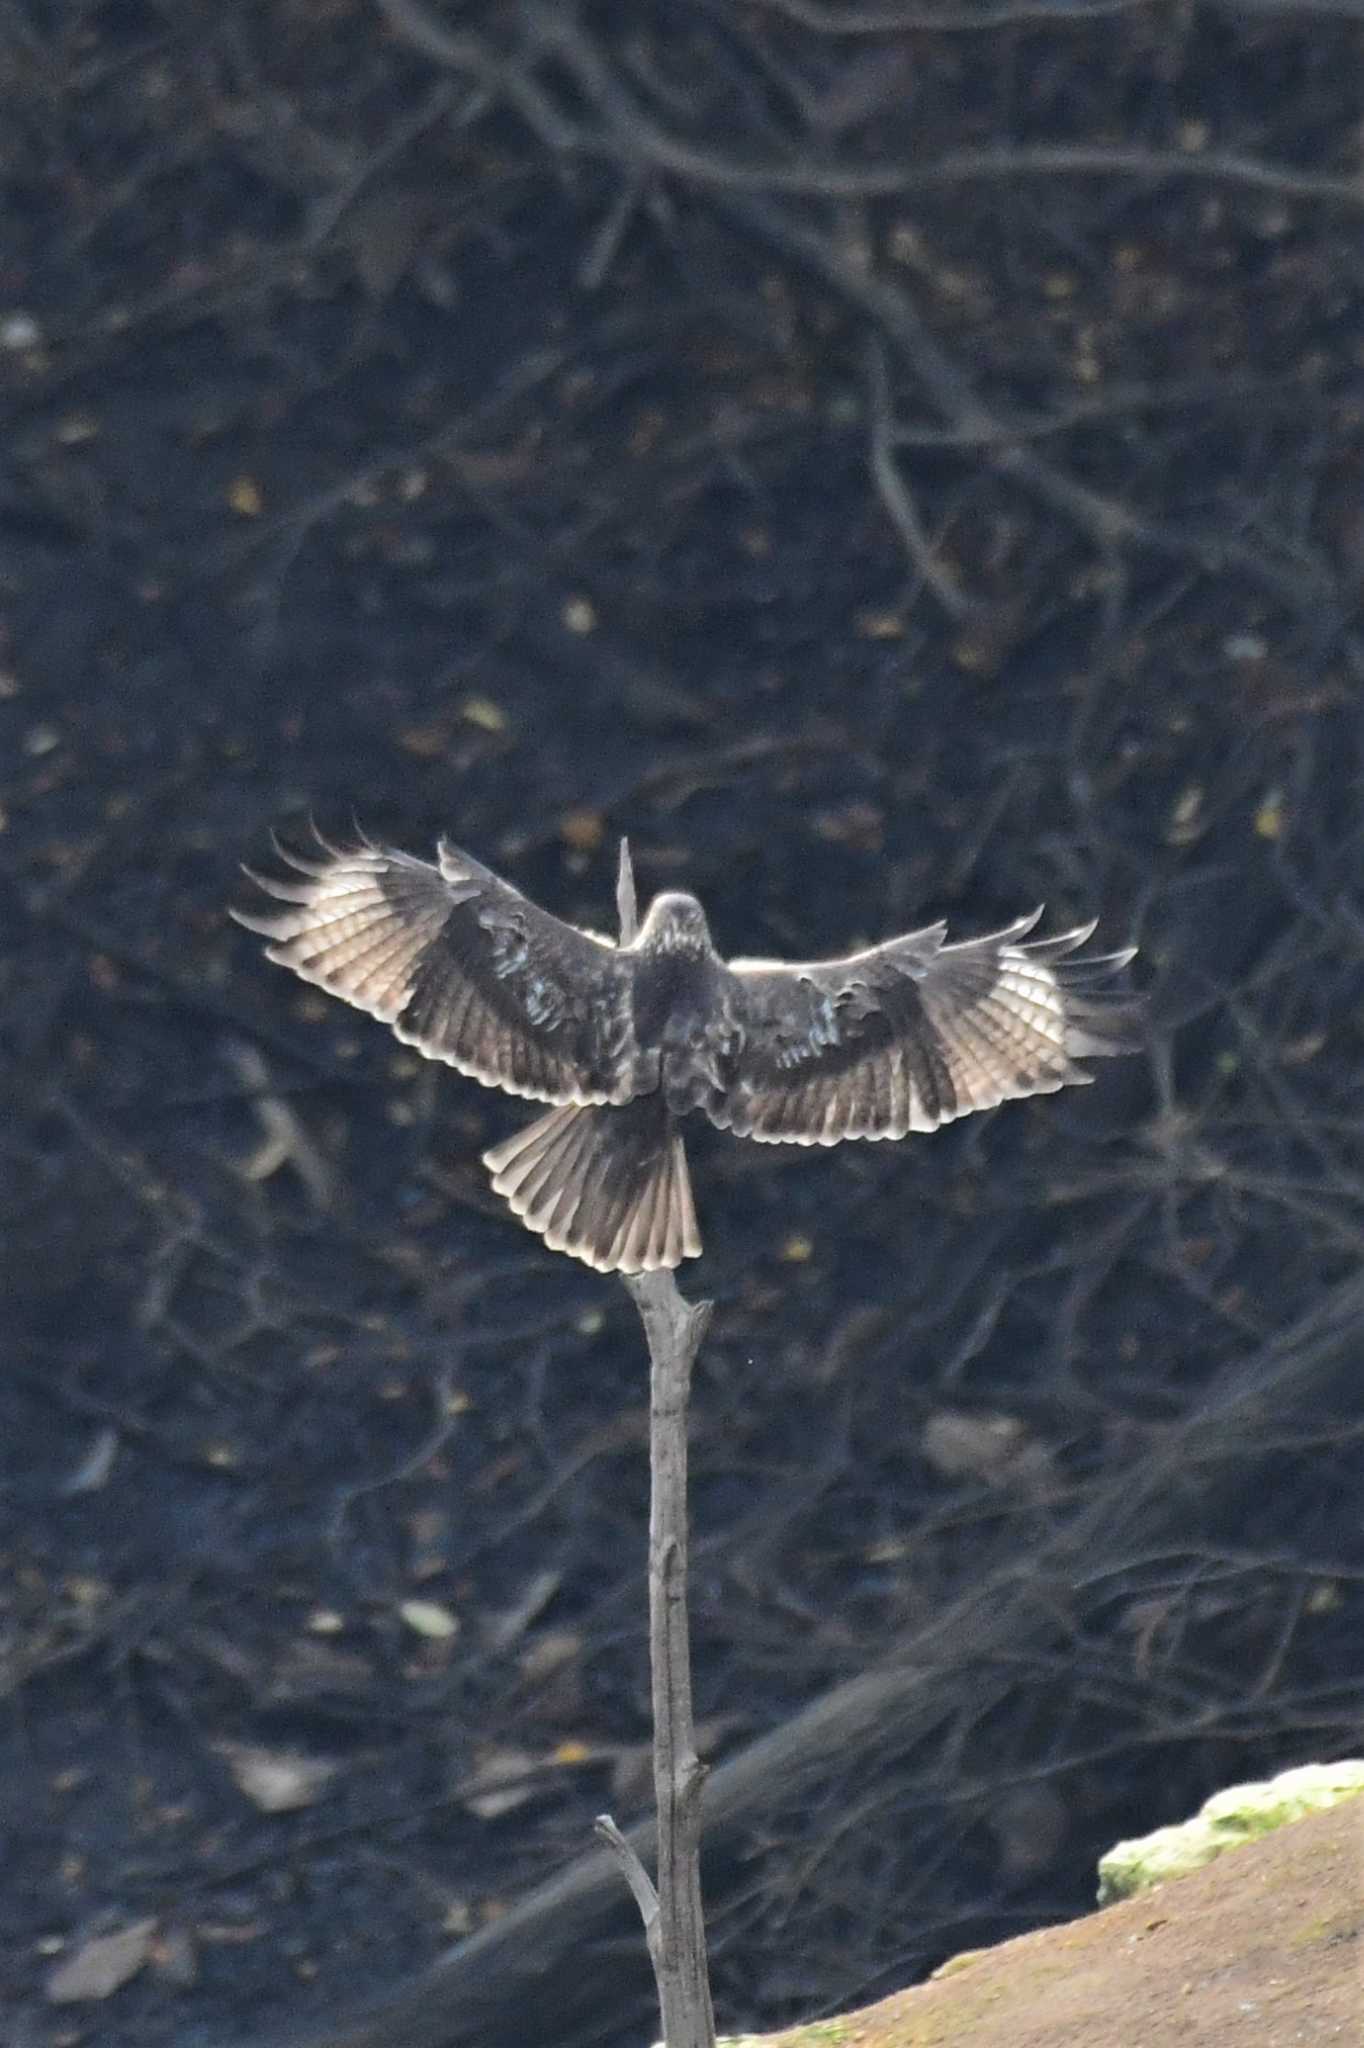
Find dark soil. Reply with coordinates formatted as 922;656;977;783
2;6;1362;2048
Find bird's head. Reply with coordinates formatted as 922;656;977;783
638;891;714;955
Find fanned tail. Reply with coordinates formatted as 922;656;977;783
482;1097;701;1275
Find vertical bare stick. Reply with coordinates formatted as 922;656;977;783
594;839;717;2048
622;1269;716;2048
615;834;640;952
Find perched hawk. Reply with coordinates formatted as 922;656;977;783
233;831;1141;1276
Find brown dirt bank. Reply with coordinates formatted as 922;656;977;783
759;1796;1361;2048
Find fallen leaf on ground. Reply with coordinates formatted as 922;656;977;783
47;1919;157;2002
462;1748;537;1819
218;1742;339;1812
399;1598;459;1640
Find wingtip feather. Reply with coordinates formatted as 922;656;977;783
228;902;277;937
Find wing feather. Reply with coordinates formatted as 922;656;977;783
713;913;1140;1144
232;830;641;1108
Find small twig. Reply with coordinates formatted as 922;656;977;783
595;838;717;2048
864;335;974;618
226;1039;337;1209
374;0;582;150
592;1815;661;1967
521;9;1364;213
754;0;1143;27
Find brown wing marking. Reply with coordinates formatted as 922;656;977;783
231;829;640;1108
714;913;1140;1145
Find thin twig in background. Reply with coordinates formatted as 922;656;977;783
863;335;974;618
594;839;717;2048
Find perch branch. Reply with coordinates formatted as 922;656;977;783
594;837;717;2048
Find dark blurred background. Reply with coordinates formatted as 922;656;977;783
2;3;1363;2045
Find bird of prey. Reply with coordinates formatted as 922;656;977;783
232;830;1141;1276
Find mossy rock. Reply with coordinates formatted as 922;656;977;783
1097;1758;1364;1902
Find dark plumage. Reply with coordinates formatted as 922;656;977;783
232;830;1143;1274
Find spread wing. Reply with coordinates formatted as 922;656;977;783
711;911;1141;1145
231;831;641;1106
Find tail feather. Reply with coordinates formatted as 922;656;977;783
482;1098;701;1275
